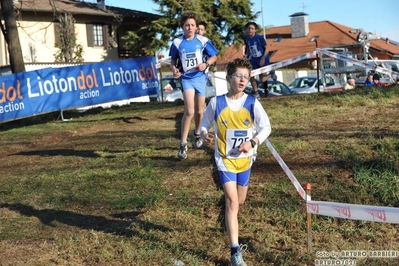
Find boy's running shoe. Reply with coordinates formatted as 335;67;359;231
252;91;260;100
177;142;188;160
193;130;203;149
231;244;247;266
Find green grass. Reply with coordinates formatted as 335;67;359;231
1;85;399;265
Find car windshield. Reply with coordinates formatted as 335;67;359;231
289;77;317;88
288;79;299;87
267;82;292;94
161;78;182;91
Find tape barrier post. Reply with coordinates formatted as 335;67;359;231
56;110;72;122
306;183;312;253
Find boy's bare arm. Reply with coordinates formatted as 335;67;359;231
170;59;181;78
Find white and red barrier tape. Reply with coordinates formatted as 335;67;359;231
264;139;399;224
251;51;317;77
251;49;398;81
265;139;308;201
317;48;399;80
307;201;399;224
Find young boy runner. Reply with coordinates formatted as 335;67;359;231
200;58;272;266
197;21;207;36
169;12;219;160
197;21;210;81
243;21;270;100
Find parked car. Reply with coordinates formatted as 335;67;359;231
149;76;216;102
245;79;296;97
266;80;297;97
288;76;343;94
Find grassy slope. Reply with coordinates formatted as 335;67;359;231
1;86;399;265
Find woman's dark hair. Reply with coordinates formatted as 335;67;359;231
180;11;201;28
373;73;380;81
199;21;207;29
245;22;258;29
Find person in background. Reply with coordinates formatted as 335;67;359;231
372;73;382;87
200;58;272;266
197;21;210;81
344;75;356;90
169;12;219;160
198;21;207;36
243;21;270;100
364;73;375;87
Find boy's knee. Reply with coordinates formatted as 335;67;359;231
227;199;239;208
186;112;195;118
195;109;204;116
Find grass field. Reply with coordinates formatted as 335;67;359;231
1;85;399;265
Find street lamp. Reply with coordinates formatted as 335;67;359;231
315;39;320;92
261;0;265;39
311;36;320;92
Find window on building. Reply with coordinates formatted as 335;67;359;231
93;24;104;46
86;23;109;48
310;35;319;42
274;36;282;42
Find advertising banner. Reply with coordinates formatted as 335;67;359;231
0;57;159;123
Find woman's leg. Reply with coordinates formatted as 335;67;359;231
181;89;195;143
223;181;240;246
194;94;206;134
222;168;250;244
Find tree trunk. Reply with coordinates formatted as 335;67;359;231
0;0;25;73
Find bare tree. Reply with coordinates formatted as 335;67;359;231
0;0;25;73
54;13;84;63
45;0;82;63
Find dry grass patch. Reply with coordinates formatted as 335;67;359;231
1;87;399;265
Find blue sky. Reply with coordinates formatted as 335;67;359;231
107;0;399;41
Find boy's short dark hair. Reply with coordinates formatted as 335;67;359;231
226;58;252;76
245;21;258;29
199;21;207;29
373;73;380;81
180;11;201;28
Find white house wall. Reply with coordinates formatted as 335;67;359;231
17;20;57;63
14;19;119;64
74;23;119;62
0;26;8;66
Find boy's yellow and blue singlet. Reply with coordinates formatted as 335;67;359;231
215;95;255;173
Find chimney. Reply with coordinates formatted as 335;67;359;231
290;12;309;38
386;38;390;44
97;0;105;10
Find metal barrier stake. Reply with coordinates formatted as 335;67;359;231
306;183;312;253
